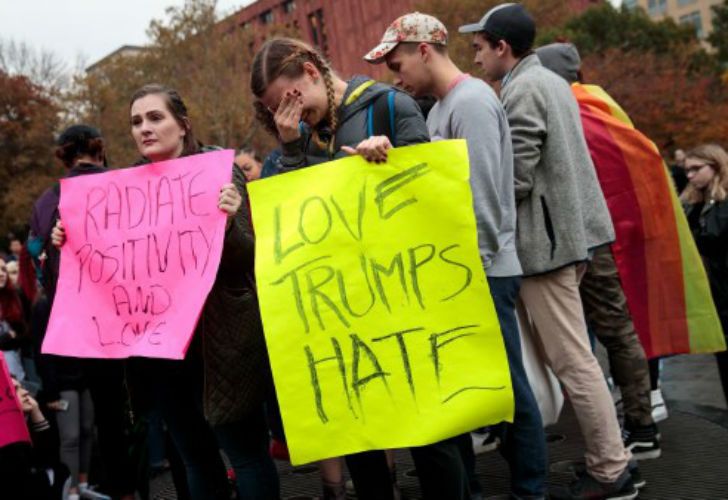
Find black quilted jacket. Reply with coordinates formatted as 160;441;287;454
200;165;272;425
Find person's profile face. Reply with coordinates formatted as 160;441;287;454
261;65;329;128
235;152;263;181
674;149;686;166
385;45;429;97
0;259;7;289
6;261;18;286
472;34;505;82
684;156;716;190
9;240;21;256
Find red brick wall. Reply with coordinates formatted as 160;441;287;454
225;0;602;80
227;0;415;80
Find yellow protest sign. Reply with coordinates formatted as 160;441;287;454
249;140;513;465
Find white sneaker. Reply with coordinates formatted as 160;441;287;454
471;430;500;454
651;388;669;423
79;484;112;500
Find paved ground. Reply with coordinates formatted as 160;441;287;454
150;353;728;500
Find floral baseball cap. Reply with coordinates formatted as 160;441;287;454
364;12;448;64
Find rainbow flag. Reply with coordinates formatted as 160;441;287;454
573;83;725;358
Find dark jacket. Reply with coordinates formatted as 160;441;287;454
200;164;271;425
686;199;728;328
28;163;107;402
278;75;429;170
127;149;270;425
0;417;67;500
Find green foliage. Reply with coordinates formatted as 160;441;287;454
709;0;728;65
561;4;697;55
68;0;295;167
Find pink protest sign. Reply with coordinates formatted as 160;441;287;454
0;354;31;447
42;150;233;359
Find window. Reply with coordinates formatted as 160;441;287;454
680;10;704;38
648;0;667;16
260;9;274;24
622;0;638;9
283;0;296;14
308;9;328;55
677;0;697;6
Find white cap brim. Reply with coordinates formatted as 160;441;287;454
363;41;399;64
459;22;485;34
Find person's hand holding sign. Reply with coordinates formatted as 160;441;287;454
274;90;303;144
219;183;242;229
51;220;66;248
341;135;393;163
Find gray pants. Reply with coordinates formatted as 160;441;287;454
56;389;95;487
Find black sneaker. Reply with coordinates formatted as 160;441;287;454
623;422;661;460
552;469;638;499
572;461;645;490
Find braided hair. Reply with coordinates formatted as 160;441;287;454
251;38;338;150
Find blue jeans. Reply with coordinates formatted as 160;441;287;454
139;355;279;500
462;276;547;498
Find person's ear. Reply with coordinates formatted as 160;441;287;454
419;42;429;58
181;117;190;138
303;61;321;82
498;40;509;58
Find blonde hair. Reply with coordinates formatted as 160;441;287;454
681;144;728;204
250;38;338;149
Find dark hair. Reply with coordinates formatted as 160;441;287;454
55;125;106;168
236;147;261;163
480;32;531;59
250;38;338;149
129;84;200;158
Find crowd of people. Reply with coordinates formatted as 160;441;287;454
1;3;727;500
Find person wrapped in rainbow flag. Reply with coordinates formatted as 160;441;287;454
536;42;726;460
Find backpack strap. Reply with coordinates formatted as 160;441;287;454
368;89;397;143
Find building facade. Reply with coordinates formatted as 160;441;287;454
222;0;605;80
224;0;416;80
627;0;722;40
86;45;146;75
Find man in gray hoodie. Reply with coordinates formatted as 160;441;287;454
365;12;547;500
460;4;635;500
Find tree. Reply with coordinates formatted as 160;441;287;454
0;38;69;98
580;48;728;149
558;4;728;150
0;70;61;236
414;0;572;75
412;0;727;151
68;0;295;168
709;0;728;66
558;4;697;56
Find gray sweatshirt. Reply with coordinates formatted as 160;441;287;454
427;77;522;277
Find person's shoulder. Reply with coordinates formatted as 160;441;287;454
454;78;499;103
33;184;60;210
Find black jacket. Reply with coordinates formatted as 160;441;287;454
686;199;728;328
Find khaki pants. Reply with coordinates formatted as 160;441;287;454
518;264;631;483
